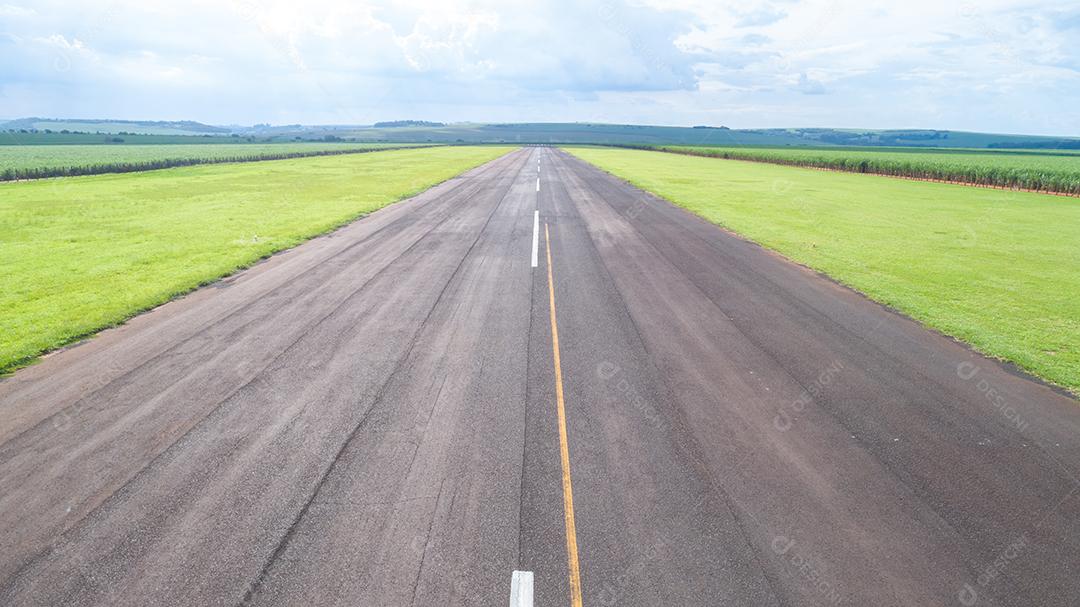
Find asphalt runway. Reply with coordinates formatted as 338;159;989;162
1;147;1077;606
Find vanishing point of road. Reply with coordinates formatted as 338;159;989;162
1;147;1078;606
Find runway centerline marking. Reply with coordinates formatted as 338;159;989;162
531;211;539;268
544;222;584;607
509;570;534;607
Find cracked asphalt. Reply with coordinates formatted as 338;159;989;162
1;147;1078;606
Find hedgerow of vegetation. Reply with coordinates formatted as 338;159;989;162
645;145;1080;195
0;143;433;181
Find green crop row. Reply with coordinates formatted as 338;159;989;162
642;145;1080;195
0;143;431;181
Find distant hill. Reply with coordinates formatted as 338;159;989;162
372;120;445;128
4;118;1078;149
334;123;1080;149
1;118;230;136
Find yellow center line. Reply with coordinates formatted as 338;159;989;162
544;222;584;607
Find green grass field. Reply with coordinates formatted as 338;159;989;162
0;145;512;373
653;145;1080;195
0;142;421;180
567;147;1080;394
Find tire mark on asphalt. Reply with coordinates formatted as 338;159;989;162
0;151;528;593
517;148;539;572
556;149;1079;603
544;152;785;604
0;154;518;454
561;149;1080;531
238;148;530;606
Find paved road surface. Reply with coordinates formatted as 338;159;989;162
1;147;1078;606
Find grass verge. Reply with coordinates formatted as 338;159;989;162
566;146;1080;394
0;146;513;373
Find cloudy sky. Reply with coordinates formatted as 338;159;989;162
1;0;1078;135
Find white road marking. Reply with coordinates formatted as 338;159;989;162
536;176;540;192
509;570;534;607
531;210;539;268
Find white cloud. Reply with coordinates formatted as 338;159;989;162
0;0;1077;134
0;3;34;16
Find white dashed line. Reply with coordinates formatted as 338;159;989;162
531;210;539;268
509;570;534;607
